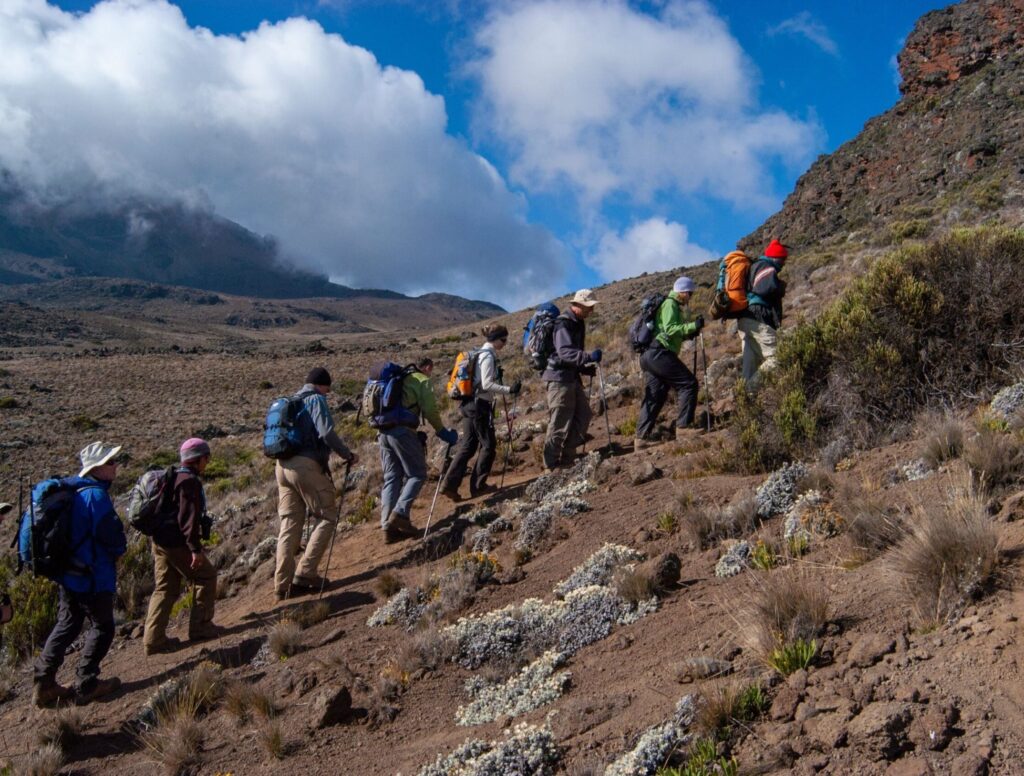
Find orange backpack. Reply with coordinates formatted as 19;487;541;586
446;350;480;399
708;250;752;320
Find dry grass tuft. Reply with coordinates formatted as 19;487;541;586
694;681;769;738
835;482;906;561
396;625;454;676
293;601;331;629
35;707;84;750
738;569;829;665
889;488;999;626
678;491;758;550
224;681;277;725
375;570;403;598
258;719;286;760
920;415;965;468
268;619;303;659
796;466;835;495
24;742;63;776
964;429;1024;492
365;674;402;728
141;709;204;775
613;567;655;605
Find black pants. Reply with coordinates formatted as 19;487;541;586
443;398;497;495
637;344;698;438
34;587;115;692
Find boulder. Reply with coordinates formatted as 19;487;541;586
908;703;958;752
673;656;732;683
638;552;681;592
311;685;353;728
848;633;897;668
629;461;662;485
848;702;913;761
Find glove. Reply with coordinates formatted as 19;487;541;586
581;364;597;377
589;348;603;364
693;315;705;334
509;380;522;396
437;428;458;446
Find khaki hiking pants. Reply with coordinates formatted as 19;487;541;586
738;317;778;388
143;543;217;648
275;455;338;596
543;379;592;470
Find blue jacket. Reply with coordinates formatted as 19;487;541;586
61;477;127;594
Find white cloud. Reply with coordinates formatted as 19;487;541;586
587;218;715;282
767;11;839;57
0;0;568;308
469;0;822;209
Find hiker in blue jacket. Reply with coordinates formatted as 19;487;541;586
33;441;127;708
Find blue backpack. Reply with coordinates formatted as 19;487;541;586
522;302;560;372
262;392;312;459
16;478;95;581
362;362;419;430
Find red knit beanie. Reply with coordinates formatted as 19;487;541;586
765;239;788;259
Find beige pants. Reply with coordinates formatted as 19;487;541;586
274;456;338;596
543;379;592;470
738;317;778;387
143;543;217;647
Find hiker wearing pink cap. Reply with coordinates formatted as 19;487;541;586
738;238;789;388
143;437;220;656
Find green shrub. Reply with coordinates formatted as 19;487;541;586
889;219;930;243
0;397;18;410
0;556;58;661
617;412;638;437
170;587;197;619
117;536;154;617
733;228;1024;470
768;638;818;675
346;494;376;525
750;540;778;571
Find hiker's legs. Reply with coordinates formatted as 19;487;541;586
144;542;184;649
153;544;218;632
543;381;576;470
379;434;403;527
470;399;497;493
749;322;778;387
637;350;670;439
443;401;480;491
652;348;698;428
75;592;115;692
274;459;315;596
34;586;85;684
738;317;764;382
284;456;339;580
387;428;428;519
566;379;592;460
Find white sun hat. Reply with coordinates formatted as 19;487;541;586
78;441;123;478
571;288;600;307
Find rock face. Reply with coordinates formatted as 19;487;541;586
742;0;1024;254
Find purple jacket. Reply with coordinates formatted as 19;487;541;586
542;309;593;384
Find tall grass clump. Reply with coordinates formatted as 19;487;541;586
738;569;829;671
733;228;1024;471
963;429;1024;492
889;489;999;627
835;483;906;561
919;414;965;468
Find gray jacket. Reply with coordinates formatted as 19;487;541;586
294;384;353;468
542;309;592;384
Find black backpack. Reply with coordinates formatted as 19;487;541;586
14;478;95;581
125;466;178;536
628;293;667;353
523;304;560;372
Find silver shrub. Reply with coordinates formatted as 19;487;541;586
714;540;751;578
419;721;560;776
553;544;644;598
990;382;1024;420
366;588;427;630
755;461;809;518
456;651;570;726
604;695;697;776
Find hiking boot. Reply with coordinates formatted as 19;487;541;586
470;484;497;498
634;436;655;451
291;574;327;591
144;636;184;656
75;677;121;706
188;622;223;642
441;487;463;503
387;514;420;539
32;679;74;708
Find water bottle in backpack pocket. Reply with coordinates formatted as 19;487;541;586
628;293;667;353
15;478;91;581
262;394;309;459
363;362;420;429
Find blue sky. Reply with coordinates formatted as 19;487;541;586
7;0;948;307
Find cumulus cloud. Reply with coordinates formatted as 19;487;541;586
469;0;823;209
767;11;839;57
0;0;567;307
587;218;715;282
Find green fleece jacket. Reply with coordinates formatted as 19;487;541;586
654;292;699;353
402;371;445;432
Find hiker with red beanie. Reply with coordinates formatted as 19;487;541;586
738;238;789;388
143;437;219;655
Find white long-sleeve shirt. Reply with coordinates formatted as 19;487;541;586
474;342;511;402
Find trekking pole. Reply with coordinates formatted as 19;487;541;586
423;443;454;541
596;364;612;451
500;394;518;489
700;332;712;432
318;461;351;600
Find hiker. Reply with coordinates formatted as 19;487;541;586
0;502;11;626
441;325;522;501
738;239;788;388
274;368;359;601
379;357;458;542
543;289;601;472
32;442;127;707
635;277;705;448
143;438;219;656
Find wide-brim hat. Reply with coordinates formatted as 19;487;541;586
571;289;599;307
0;503;12;516
78;441;123;478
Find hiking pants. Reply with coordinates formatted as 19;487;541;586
637;344;698;438
275;456;338;595
144;543;217;648
34;587;115;692
378;427;428;527
443;398;497;495
544;379;591;470
738;317;778;387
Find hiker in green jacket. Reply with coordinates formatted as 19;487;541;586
379;357;458;543
635;277;704;449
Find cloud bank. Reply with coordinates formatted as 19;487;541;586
0;0;567;307
587;218;715;282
